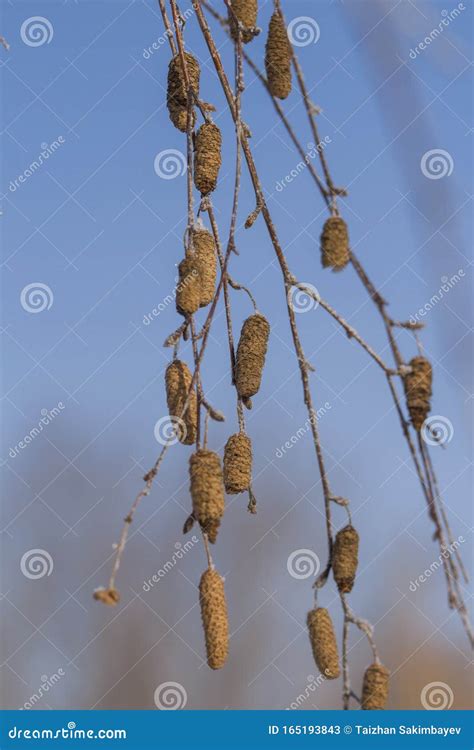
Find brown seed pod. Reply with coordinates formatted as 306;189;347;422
235;313;270;402
165;360;198;446
404;356;432;431
265;11;292;100
307;607;340;679
333;524;359;594
361;662;390;709
189;450;225;543
199;568;229;669
229;0;258;44
194;123;222;196
93;588;120;606
320;216;350;271
193;229;216;308
176;257;201;317
223;433;252;494
167;52;200;132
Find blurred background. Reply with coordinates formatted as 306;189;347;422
1;0;472;710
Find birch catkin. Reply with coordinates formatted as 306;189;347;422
176;257;201;317
165;360;198;446
235;313;270;403
333;525;359;594
265;11;292;100
190;450;225;543
320;216;350;271
193;229;217;308
167;52;200;132
199;568;229;670
194;123;222;196
223;433;252;494
404;356;432;431
229;0;258;43
361;663;390;710
307;608;340;679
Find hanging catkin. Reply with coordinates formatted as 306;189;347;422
307;608;340;679
193;229;217;308
165;360;197;446
176;257;201;317
361;663;390;710
199;568;229;670
190;450;225;543
194;123;222;196
333;525;359;594
235;313;270;403
223;433;252;494
167;52;200;132
404;356;432;431
265;11;292;100
229;0;258;44
320;216;350;271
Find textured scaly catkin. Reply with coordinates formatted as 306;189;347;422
189;450;225;543
403;356;432;431
167;52;200;132
229;0;258;44
193;229;217;308
223;433;252;494
320;216;350;271
194;123;222;196
165;360;198;446
176;257;201;317
333;525;359;594
307;608;340;679
361;663;390;709
265;11;292;100
235;313;270;403
199;568;229;669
